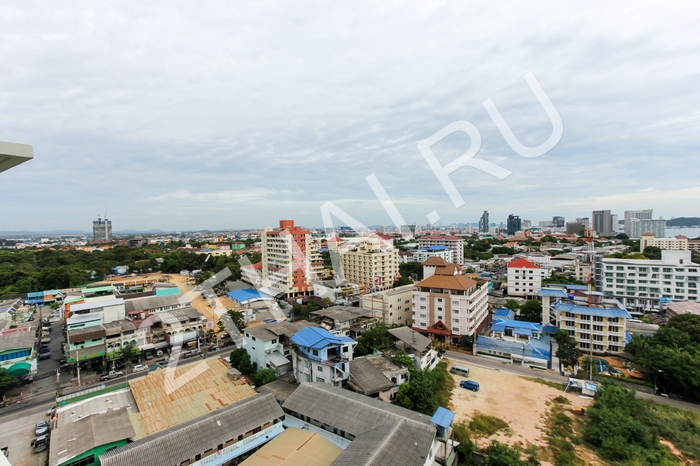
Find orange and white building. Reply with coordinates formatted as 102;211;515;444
261;220;324;296
507;257;551;297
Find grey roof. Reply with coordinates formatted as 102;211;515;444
245;326;279;342
124;295;188;313
332;420;430;466
349;358;394;395
99;394;284;466
311;306;375;322
245;320;315;342
157;307;204;324
49;408;135;466
366;355;409;378
56;388;138;428
0;321;37;351
282;383;436;466
388;326;431;353
68;326;106;342
257;379;299;403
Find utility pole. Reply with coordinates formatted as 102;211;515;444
76;349;81;386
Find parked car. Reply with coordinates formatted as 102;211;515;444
132;364;148;373
99;370;124;381
208;345;221;351
59;359;70;368
35;420;50;436
0;400;6;408
39;346;50;354
39;352;51;360
460;380;480;392
31;435;49;453
182;350;201;359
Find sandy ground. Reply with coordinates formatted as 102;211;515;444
448;362;595;451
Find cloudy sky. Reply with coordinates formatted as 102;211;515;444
1;2;698;232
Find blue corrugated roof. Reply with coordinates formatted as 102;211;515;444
476;335;551;359
226;289;272;303
566;285;588;291
431;407;455;429
423;245;448;251
542;324;559;334
27;292;43;298
492;319;541;334
553;302;632;319
291;326;355;349
537;288;569;298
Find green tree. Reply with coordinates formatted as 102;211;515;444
399;262;423;281
504;299;521;311
554;329;582;372
483;441;528;466
119;342;141;363
517;300;542;323
390;351;414;368
354;324;392;356
229;348;256;376
642;246;662;260
393;276;412;288
226;309;247;331
0;368;17;397
252;368;277;387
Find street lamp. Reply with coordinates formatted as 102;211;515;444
654;369;663;394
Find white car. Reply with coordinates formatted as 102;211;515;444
132;364;148;372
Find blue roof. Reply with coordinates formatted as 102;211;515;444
542;324;559;334
492;319;541;334
27;292;43;298
553;302;632;319
566;285;588;291
226;289;272;303
537;288;569;298
431;407;455;429
423;245;448;251
492;309;516;322
291;326;355;349
476;335;551;360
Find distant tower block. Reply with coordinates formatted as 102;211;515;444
93;216;113;242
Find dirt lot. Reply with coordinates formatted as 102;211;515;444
448;362;595;451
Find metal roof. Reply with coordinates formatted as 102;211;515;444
388;326;431;353
56;388;138;428
227;288;273;303
491;319;541;334
124;295;187;313
553;302;632;319
310;306;375;322
49;408;135;466
348;358;394;395
99;394;284;466
256;380;298;404
70;298;124;312
241;427;342;465
0;323;37;352
290;326;355;349
283;383;436;466
430;407;455;429
537;288;569;298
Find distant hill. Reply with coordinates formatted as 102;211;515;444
666;217;700;227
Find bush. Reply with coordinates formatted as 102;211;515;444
469;414;509;437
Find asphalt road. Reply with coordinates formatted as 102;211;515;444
445;350;700;414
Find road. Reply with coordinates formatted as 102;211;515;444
446;350;700;414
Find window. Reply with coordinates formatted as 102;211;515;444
316;377;325;383
593;325;604;332
420;297;426;301
317;365;323;372
580;323;590;330
452;300;459;305
420;314;426;318
312;350;319;356
452;327;459;332
593;316;604;322
453;318;459;323
437;315;443;320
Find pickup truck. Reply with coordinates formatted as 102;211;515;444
100;370;124;381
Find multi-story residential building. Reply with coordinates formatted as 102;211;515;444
412;260;489;345
66;314;107;364
592;210;616;237
388;326;442;371
507;257;551;297
309;306;376;338
628;218;666;239
506;214;521;235
103;320;138;360
552;216;565;228
360;284;414;326
689;239;700;252
340;237;399;291
68;296;126;325
479;211;489;233
243;321;314;376
624;209;653;236
412;245;454;264
241;261;263;287
92;216;112;242
549;294;632;353
262;220;324;296
595;250;700;311
290;326;356;387
0;320;38;377
641;233;689;251
418;235;464;265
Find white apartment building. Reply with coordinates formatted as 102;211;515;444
412;261;489;345
418;235;464;265
640;233;688;251
595;250;700;311
507;258;551;297
628;218;666;239
360;284;414;326
340;237;399;291
241;262;263;287
412;245;454;264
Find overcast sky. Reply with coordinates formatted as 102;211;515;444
1;2;699;232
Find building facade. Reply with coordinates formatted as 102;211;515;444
92;216;112;242
551;298;632;353
340;237;399;291
479;211;489;233
360;284;414;326
628;218;666;239
595;250;700;311
418;235;464;265
262;220;324;296
290;326;356;387
507;257;550;297
624;209;653;236
641;234;688;251
412;245;454;264
412;261;489;345
506;214;521;235
592;210;615;237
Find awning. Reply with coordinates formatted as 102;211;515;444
7;361;31;376
266;352;291;368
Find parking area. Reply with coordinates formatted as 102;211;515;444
0;404;51;466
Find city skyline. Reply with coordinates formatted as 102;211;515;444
1;3;699;231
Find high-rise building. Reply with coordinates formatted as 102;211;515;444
262;220;323;296
522;219;532;229
628;218;666;239
624;210;653;236
340;237;399;291
506;214;521;235
479;211;489;233
592;210;615;237
611;214;619;234
92;216;112;242
552;216;565;228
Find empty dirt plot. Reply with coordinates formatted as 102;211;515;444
448;363;594;450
